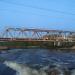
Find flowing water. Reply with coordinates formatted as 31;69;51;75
0;49;75;75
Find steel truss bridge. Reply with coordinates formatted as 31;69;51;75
0;28;75;42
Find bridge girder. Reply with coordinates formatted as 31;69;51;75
0;28;75;42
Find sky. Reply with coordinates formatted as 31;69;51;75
0;0;75;31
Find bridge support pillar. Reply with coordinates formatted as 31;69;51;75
54;41;61;47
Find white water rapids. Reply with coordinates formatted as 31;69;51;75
4;61;47;75
4;61;75;75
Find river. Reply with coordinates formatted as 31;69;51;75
0;48;75;75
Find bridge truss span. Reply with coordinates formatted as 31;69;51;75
0;28;75;42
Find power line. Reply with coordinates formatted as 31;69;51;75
0;1;68;18
0;8;63;18
0;0;75;16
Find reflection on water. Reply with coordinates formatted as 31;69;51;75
0;49;75;75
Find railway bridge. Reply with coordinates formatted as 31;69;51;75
0;28;75;49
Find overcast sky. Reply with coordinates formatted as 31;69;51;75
0;0;75;31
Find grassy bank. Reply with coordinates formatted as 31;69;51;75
0;41;75;50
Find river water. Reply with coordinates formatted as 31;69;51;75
0;48;75;75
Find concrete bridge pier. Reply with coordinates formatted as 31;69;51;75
54;41;61;47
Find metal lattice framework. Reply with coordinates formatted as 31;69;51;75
0;28;75;41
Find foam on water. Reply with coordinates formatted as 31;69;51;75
3;61;70;75
4;61;47;75
71;69;75;75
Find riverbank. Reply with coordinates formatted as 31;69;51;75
0;46;9;50
0;45;75;53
